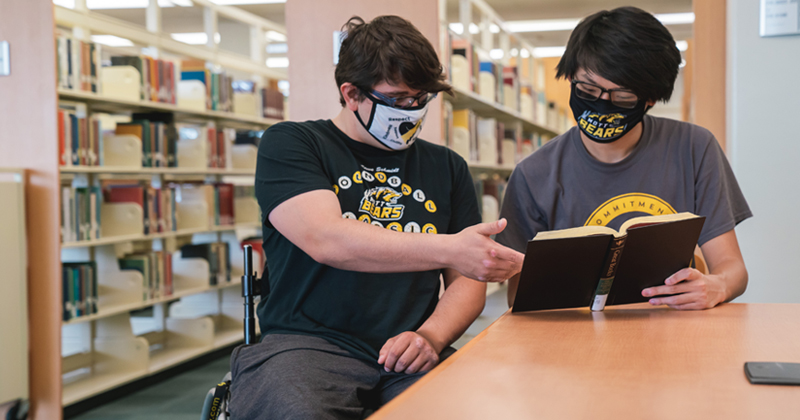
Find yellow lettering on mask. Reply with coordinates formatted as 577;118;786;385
579;119;588;129
614;126;625;134
586;124;596;135
604;127;615;138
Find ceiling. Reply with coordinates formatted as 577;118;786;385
85;0;693;49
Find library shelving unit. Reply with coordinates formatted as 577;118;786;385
54;0;281;407
440;0;565;224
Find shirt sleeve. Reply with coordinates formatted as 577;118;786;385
255;122;334;228
446;152;482;234
693;132;753;245
495;167;549;253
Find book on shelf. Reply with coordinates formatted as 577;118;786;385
178;182;235;228
118;251;173;300
262;86;285;120
115;117;177;168
451;109;475;163
58;101;100;167
61;186;101;242
180;242;231;286
56;36;100;93
101;182;178;235
473;176;507;224
62;262;98;321
512;213;706;313
451;38;478;92
110;55;178;104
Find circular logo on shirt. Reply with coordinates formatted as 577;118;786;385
424;200;437;213
584;193;677;226
358;214;371;223
404;222;421;233
342;212;357;219
338;176;352;190
375;172;387;183
387;222;403;231
401;184;412;195
362;171;375;182
413;189;426;202
422;223;438;234
353;171;363;184
389;176;401;187
371;220;384;228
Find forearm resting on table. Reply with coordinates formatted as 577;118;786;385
417;270;486;353
702;229;748;304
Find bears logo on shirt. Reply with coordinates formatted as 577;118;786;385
359;186;405;221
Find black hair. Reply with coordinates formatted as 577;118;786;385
335;15;452;106
556;7;682;103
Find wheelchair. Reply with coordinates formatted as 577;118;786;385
200;245;261;420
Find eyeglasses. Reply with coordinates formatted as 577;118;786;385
361;88;437;109
572;80;639;109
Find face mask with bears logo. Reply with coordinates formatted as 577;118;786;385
569;82;649;144
355;98;428;151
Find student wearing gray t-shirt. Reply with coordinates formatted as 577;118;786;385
497;7;752;310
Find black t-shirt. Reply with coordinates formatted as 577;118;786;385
255;119;480;362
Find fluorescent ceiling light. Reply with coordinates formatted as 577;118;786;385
533;46;566;58
53;0;75;8
266;57;289;68
86;0;187;8
90;35;135;47
266;43;287;54
507;19;580;33
266;31;287;42
448;23;481;35
520;48;531;58
170;32;219;45
510;48;519;57
211;0;286;4
489;49;504;60
490;24;500;34
655;13;695;25
506;12;694;33
676;40;688;51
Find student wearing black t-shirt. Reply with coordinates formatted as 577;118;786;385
229;16;524;419
497;7;751;310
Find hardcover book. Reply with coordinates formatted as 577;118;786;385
512;213;705;313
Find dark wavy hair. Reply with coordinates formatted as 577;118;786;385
556;7;682;103
335;15;452;106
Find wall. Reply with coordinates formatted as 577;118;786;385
0;0;62;418
694;0;727;149
285;0;442;143
727;0;800;303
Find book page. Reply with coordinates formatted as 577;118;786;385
533;225;617;241
619;212;699;235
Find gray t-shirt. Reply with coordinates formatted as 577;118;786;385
496;115;752;253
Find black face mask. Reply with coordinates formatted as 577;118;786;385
569;83;649;144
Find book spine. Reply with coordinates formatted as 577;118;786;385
591;236;628;311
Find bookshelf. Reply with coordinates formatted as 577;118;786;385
448;87;560;137
58;89;282;129
52;1;278;409
440;0;567;224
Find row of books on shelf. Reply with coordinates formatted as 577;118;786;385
62;262;98;321
449;36;574;132
55;35;285;119
58;104;252;170
445;106;551;166
60;181;254;242
61;238;266;322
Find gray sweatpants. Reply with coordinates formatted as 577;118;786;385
229;334;455;420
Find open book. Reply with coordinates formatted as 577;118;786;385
511;212;705;313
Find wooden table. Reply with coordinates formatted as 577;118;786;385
370;303;800;420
